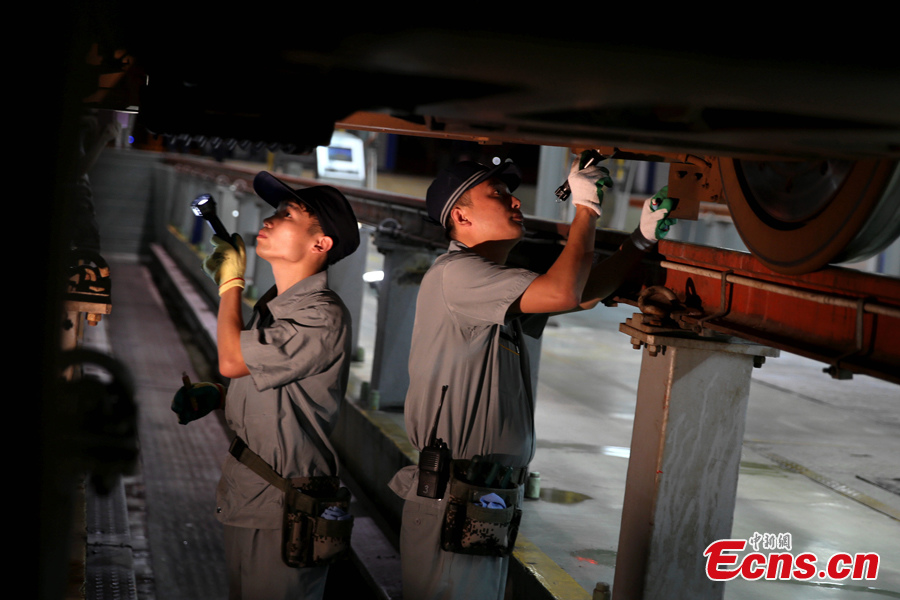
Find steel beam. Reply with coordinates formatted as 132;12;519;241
652;241;900;384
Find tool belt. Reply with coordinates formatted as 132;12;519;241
440;459;523;557
229;437;353;568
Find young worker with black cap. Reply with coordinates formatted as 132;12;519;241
196;171;360;599
388;157;670;599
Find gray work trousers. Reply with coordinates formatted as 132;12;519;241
224;525;328;600
400;498;509;600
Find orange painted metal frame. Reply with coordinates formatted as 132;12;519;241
652;239;900;384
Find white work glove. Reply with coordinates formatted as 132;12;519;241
203;234;246;295
567;158;611;217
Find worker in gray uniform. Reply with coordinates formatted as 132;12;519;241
388;157;670;600
197;171;360;600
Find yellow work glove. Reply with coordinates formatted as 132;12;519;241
202;234;246;296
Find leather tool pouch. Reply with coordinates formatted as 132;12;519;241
282;479;354;568
440;460;522;556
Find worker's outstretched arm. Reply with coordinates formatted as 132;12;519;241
203;234;250;378
513;160;606;314
216;286;250;378
578;196;670;310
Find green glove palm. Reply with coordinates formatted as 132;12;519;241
643;186;678;241
203;234;246;295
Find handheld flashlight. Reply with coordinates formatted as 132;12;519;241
555;149;609;202
191;194;234;246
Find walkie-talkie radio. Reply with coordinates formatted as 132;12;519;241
417;385;451;499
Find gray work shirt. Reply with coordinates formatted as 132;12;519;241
216;271;351;529
391;241;548;501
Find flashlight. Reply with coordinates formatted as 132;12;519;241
555;149;609;202
191;194;234;247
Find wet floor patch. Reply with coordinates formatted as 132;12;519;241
600;446;630;458
571;548;617;567
536;440;601;453
539;488;592;504
535;442;630;458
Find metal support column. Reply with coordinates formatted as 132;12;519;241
613;314;778;600
535;146;571;221
328;227;369;359
522;332;544;404
370;227;441;408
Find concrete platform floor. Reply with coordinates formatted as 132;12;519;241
529;307;899;599
352;233;900;599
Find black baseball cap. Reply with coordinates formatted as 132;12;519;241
253;171;360;264
425;160;522;228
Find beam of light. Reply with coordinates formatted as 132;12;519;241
601;446;630;458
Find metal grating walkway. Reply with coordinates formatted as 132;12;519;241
97;259;229;600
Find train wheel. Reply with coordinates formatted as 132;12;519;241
720;158;900;274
